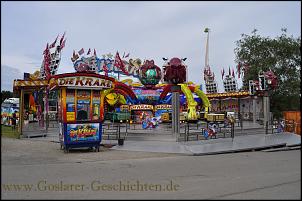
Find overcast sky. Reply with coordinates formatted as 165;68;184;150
1;1;301;91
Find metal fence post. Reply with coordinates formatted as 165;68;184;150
231;122;235;139
186;123;189;141
118;123;121;139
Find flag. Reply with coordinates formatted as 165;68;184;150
94;49;97;57
60;32;65;45
232;68;235;77
49;35;58;48
60;38;66;50
204;28;209;33
237;63;242;78
125;53;130;58
43;43;49;55
43;43;51;79
103;61;108;76
122;52;125;58
71;50;79;62
243;63;249;72
78;48;84;55
114;51;129;75
229;67;231;76
87;48;91;55
237;62;241;72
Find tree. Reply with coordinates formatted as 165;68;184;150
234;28;301;119
1;90;14;105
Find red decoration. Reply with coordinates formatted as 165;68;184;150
163;57;187;84
114;52;129;75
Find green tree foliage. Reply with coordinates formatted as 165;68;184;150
234;28;301;119
1;91;14;105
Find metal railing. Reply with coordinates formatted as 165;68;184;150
102;123;129;141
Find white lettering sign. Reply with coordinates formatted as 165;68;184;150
155;104;172;110
130;104;153;110
58;76;113;89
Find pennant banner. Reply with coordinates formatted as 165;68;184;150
78;48;84;55
49;35;58;48
113;51;129;75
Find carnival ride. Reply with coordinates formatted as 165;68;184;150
68;55;211;125
1;98;19;126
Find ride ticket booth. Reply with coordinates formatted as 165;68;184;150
50;72;115;152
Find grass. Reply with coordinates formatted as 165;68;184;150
1;125;20;139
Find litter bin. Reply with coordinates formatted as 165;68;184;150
118;139;124;146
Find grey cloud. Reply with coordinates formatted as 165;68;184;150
1;65;23;92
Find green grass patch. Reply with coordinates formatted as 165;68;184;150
1;125;20;139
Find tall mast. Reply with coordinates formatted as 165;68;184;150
204;27;210;69
203;27;218;94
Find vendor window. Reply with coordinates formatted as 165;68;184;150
76;90;91;121
92;91;100;120
92;104;100;120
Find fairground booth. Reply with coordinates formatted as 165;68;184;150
48;72;113;151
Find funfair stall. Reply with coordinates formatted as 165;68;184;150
49;72;115;152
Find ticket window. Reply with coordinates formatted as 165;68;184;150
64;89;101;122
66;89;76;122
92;91;101;120
76;90;90;121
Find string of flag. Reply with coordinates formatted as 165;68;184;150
42;32;66;79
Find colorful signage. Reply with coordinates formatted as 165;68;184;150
66;112;75;121
92;91;100;103
155;104;172;110
133;89;160;96
120;105;129;111
130;104;153;111
72;56;141;78
133;88;162;104
77;90;91;99
66;90;75;102
58;76;113;89
66;123;100;142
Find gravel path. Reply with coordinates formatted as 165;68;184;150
1;137;179;166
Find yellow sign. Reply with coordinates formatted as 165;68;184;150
120;105;129;111
130;104;153;111
58;76;113;89
67;112;75;121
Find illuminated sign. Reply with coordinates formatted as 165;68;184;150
130;104;153;111
58;76;113;89
66;123;100;142
155;104;172;110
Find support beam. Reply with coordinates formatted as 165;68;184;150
253;96;257;123
171;85;181;137
172;92;180;135
263;91;270;128
18;89;24;135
